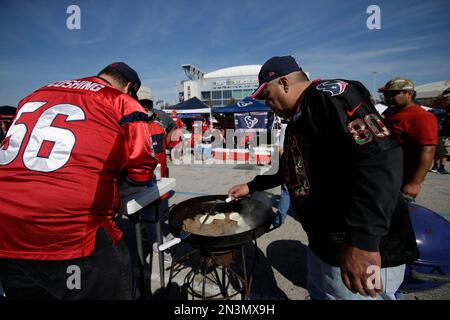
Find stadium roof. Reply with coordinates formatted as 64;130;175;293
415;80;450;99
204;65;261;79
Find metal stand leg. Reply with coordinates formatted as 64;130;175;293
134;218;147;299
155;201;165;289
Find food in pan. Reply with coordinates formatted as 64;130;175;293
199;212;225;225
228;212;246;227
182;211;250;236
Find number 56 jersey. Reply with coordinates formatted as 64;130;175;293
0;77;158;260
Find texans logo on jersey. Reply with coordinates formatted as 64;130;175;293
316;81;348;96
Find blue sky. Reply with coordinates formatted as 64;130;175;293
0;0;449;106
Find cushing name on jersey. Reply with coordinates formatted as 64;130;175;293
47;80;105;92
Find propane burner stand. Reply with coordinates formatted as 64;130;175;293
167;240;259;300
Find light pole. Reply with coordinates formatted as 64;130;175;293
372;72;378;99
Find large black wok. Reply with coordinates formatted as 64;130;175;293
169;194;278;251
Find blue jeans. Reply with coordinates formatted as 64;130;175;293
202;145;212;160
307;248;405;300
276;184;290;225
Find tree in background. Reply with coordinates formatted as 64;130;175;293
226;98;237;106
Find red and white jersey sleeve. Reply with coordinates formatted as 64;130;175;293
113;93;158;185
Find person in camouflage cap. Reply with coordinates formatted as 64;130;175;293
384;77;415;92
383;76;438;200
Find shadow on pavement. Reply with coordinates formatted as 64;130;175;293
150;282;188;300
147;240;289;300
239;241;290;300
266;240;308;289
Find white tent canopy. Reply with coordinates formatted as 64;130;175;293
415;80;450;99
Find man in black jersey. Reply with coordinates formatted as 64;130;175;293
228;56;418;300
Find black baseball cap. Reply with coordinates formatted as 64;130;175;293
106;62;141;99
250;55;302;99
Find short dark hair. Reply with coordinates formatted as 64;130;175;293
98;66;129;87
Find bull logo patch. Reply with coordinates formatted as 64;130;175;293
316;81;348;96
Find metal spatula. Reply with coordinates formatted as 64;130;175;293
199;197;233;229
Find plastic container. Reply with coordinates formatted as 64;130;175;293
155;164;161;181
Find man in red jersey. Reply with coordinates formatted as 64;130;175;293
382;77;438;200
0;62;158;300
136;86;173;263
